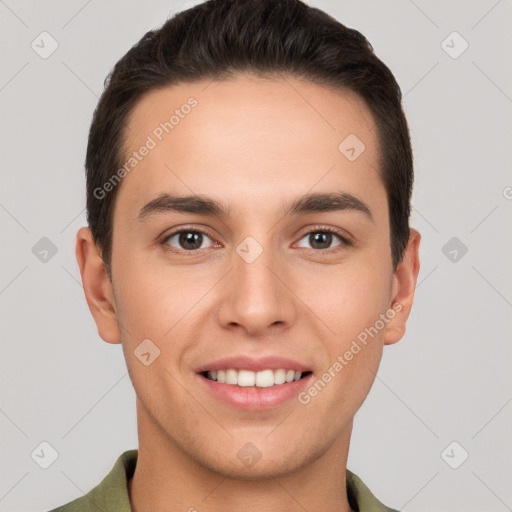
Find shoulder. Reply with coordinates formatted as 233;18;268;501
346;469;400;512
46;450;138;512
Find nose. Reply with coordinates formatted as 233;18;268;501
216;237;298;337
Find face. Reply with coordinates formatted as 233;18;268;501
77;75;420;479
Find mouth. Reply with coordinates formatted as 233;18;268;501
196;360;314;410
195;355;314;410
201;369;313;388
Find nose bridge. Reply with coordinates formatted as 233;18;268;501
236;234;278;292
217;232;296;333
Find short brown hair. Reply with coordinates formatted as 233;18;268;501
86;0;413;276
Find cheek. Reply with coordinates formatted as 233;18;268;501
113;239;198;325
298;258;392;342
298;271;388;425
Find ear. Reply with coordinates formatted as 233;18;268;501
384;228;421;345
75;227;121;344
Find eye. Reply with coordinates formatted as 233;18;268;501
295;227;350;252
162;228;216;252
160;225;350;255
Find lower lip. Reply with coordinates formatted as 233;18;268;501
197;373;313;411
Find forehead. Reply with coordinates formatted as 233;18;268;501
116;75;384;220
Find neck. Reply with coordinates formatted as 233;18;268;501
128;399;355;512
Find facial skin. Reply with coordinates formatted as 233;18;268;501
76;75;420;512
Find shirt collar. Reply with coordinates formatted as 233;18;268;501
81;450;398;512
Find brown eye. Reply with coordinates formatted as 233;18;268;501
164;230;212;251
295;228;349;252
309;232;335;250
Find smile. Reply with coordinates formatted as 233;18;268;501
203;369;312;387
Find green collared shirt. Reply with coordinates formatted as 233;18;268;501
48;450;399;512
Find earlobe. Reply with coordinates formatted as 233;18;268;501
75;227;122;344
384;228;421;345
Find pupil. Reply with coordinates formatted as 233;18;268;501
180;232;202;250
311;232;331;249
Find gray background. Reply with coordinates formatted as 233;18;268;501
1;0;511;510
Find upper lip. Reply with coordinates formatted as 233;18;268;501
195;355;312;373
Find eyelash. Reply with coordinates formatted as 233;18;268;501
160;225;351;255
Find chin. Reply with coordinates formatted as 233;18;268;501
201;454;308;481
186;438;321;481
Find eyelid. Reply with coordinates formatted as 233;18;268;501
297;224;352;243
162;224;217;240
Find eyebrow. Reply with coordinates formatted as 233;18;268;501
137;191;374;223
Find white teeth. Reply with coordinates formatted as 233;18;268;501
255;369;274;388
205;368;306;387
237;369;255;387
274;369;286;385
225;369;238;385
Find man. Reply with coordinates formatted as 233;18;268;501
50;0;420;510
